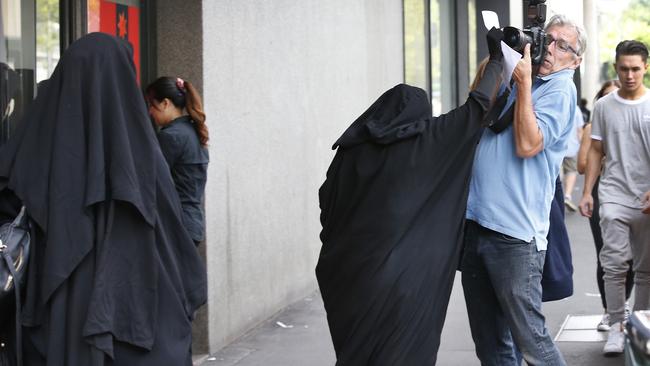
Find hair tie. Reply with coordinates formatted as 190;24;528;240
176;77;186;94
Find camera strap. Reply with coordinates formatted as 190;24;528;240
485;88;515;134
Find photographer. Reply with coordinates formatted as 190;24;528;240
461;14;585;366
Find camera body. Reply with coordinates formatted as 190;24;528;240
502;0;547;65
485;1;549;133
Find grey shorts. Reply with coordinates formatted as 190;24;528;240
562;157;577;175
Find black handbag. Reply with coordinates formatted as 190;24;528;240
0;206;30;366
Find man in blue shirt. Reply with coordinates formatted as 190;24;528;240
461;15;586;366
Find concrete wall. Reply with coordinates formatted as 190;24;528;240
200;0;404;353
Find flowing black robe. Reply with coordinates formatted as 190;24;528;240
0;33;206;365
316;59;502;365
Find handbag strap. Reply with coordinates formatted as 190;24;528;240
0;247;22;366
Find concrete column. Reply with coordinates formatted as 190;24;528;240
155;0;209;355
156;0;203;95
582;0;599;110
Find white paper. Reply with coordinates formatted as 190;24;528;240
501;41;522;90
481;10;500;30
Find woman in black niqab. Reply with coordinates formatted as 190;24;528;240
316;56;502;365
0;32;207;365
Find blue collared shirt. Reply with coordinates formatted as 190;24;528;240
466;69;576;251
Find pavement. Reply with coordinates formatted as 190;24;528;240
198;192;630;365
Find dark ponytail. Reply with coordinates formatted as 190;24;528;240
595;79;621;101
146;76;209;146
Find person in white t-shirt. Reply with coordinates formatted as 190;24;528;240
579;40;650;356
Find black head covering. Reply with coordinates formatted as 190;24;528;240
0;33;206;364
316;60;503;365
0;33;156;301
334;84;432;148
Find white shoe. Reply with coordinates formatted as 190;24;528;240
564;197;578;212
597;313;610;332
603;322;625;356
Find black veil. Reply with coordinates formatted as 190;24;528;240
0;33;206;365
316;59;502;365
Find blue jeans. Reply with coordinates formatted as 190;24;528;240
461;221;566;366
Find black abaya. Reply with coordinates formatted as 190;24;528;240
316;59;502;365
0;33;206;365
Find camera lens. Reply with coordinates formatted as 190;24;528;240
503;26;532;52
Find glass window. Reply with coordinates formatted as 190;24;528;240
467;0;477;83
403;0;459;115
431;0;455;115
403;0;429;93
1;0;60;145
36;0;60;83
2;0;36;145
429;0;441;113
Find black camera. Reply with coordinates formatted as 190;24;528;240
502;0;547;65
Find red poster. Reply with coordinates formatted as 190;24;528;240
88;0;141;83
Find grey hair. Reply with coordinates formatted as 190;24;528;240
544;14;587;57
